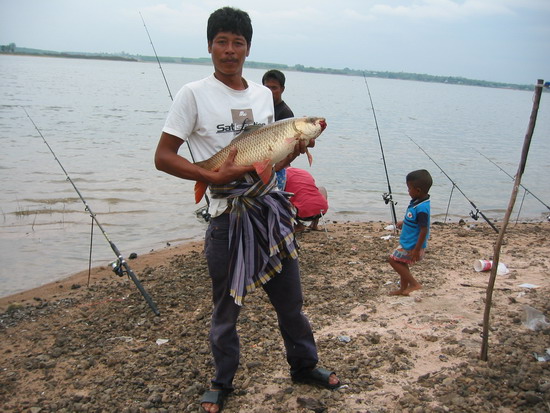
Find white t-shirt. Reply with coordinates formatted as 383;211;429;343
163;74;275;217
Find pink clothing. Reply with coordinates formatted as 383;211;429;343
285;167;328;219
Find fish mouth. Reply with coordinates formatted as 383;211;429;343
319;119;327;131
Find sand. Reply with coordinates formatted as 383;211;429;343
1;220;549;412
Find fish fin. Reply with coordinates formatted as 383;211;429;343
241;124;263;134
194;181;208;204
253;159;272;184
306;148;313;166
230;124;264;144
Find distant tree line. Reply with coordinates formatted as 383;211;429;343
1;43;16;52
149;55;533;91
1;44;136;62
1;44;535;91
250;63;532;91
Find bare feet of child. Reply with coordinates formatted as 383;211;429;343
402;284;422;295
389;289;405;296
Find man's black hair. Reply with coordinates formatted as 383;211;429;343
406;169;433;193
207;7;253;45
262;69;286;87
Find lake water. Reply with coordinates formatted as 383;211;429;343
1;55;548;297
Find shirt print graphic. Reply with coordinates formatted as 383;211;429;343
231;109;254;136
215;109;254;136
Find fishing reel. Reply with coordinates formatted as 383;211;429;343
195;205;211;223
469;210;480;221
109;258;126;277
382;192;395;206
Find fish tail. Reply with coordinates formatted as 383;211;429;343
194;181;208;204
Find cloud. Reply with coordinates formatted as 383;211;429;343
499;0;550;11
341;8;376;22
369;0;514;20
137;3;207;35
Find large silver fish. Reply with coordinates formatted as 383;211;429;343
194;116;327;203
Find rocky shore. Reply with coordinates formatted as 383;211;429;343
1;221;549;412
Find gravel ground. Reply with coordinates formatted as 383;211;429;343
1;221;549;412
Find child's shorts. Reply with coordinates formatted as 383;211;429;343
390;244;425;265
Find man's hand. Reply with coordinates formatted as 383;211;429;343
213;147;255;184
275;138;316;171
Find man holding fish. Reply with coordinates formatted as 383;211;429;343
154;6;341;413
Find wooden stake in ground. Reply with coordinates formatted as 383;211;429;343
480;79;545;361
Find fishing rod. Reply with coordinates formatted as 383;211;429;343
24;108;160;316
477;150;550;214
362;73;398;231
139;12;173;101
139;12;211;222
406;134;499;233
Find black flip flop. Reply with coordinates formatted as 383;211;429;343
200;389;229;412
291;367;343;390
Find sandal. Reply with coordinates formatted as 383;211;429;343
200;388;229;412
291;367;343;390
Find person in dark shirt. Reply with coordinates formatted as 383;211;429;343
263;69;295;191
262;69;294;121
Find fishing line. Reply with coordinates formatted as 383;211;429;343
139;12;211;222
24;108;160;316
406;134;499;233
362;73;398;231
515;191;528;224
444;185;456;224
477;150;550;221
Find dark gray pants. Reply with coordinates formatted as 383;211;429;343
204;214;318;390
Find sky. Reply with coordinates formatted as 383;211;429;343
1;0;549;85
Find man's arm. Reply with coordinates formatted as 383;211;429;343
154;132;254;184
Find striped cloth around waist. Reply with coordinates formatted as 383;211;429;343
210;172;297;305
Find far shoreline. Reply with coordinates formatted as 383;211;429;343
0;51;137;62
1;219;548;313
0;50;534;91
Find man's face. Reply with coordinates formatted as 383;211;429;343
208;31;250;77
263;79;284;104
